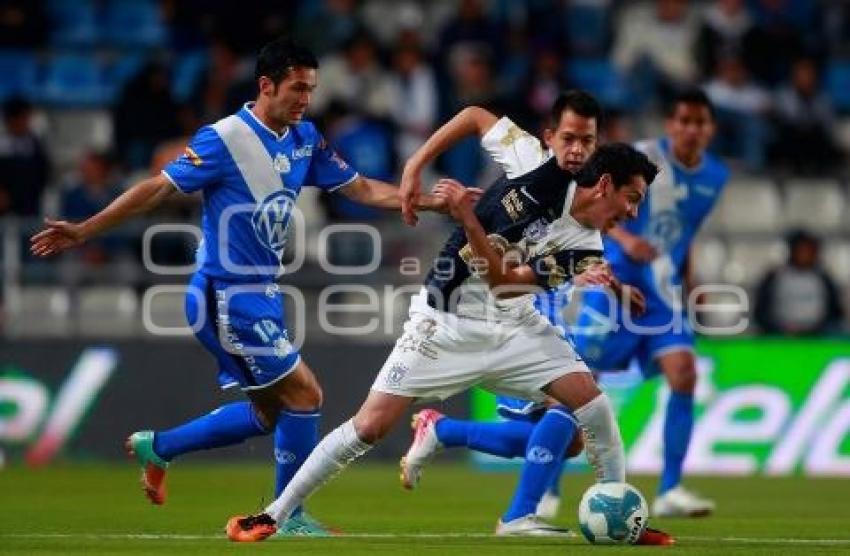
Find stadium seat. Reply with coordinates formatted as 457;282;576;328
691;236;727;284
565;59;635;111
783;179;846;232
724;239;787;287
47;0;99;47
104;53;148;99
4;286;71;337
564;2;611;56
102;0;167;48
77;286;139;337
39;55;109;106
822;240;850;287
712;177;782;233
171;50;208;103
0;50;37;101
825;59;850;114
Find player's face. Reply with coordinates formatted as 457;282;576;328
666;102;714;162
544;110;598;172
262;67;317;125
593;174;647;231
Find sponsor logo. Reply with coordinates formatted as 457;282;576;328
251;190;296;255
183;147;202;166
527;445;554;464
275;449;297;464
291;145;313;160
523;218;549;242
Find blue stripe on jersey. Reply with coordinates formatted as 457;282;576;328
163;103;358;282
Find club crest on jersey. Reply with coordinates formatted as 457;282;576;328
523;218;549;243
273;152;291;174
252;190;296;255
647;210;683;252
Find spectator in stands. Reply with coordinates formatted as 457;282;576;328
309;30;394;120
0;97;48;217
755;229;845;336
694;0;762;80
61;151;129;265
387;38;438;162
437;0;503;71
770;57;843;174
517;46;571;133
747;0;824;85
294;0;359;57
612;0;700;107
188;38;252;124
113;62;181;170
0;0;47;48
704;55;771;172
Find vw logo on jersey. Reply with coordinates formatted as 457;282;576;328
252;190;296;255
273;152;291;174
647;210;683;252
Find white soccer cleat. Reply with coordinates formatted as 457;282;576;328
496;514;575;537
535;491;561;519
400;409;444;490
652;485;716;517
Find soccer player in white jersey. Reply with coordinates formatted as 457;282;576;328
398;91;602;536
224;133;664;541
30;36;444;535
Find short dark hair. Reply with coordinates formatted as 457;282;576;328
574;143;658;189
667;88;715;119
255;36;319;84
549;89;602;126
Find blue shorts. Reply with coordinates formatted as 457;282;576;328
566;288;694;378
185;272;301;390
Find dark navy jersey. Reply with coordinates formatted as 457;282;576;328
422;156;604;319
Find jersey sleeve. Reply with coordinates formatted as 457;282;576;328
304;133;359;192
527;249;605;289
480;117;550;179
161;126;223;194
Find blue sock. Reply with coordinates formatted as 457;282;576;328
660;391;694;494
153;401;270;461
435;417;534;458
545;461;565;496
503;407;576;522
274;409;320;516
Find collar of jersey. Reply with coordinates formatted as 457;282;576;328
559;180;593;229
660;136;705;175
241;102;290;141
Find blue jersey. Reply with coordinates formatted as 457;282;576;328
163;103;358;283
604;137;728;311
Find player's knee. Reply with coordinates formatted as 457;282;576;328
352;414;389;444
284;381;323;411
666;363;696;393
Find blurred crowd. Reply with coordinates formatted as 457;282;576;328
0;0;848;336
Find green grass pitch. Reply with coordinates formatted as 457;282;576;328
2;462;850;554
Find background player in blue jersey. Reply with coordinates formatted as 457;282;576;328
568;89;728;517
30;36;444;535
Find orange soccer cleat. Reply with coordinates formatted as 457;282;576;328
125;431;168;505
636;527;676;546
225;513;278;542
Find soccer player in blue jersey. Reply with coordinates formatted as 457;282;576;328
30;36;444;535
569;89;727;517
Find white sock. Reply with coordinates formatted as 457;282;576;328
264;419;371;522
573;393;626;483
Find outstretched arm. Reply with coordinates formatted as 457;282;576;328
400;106;499;226
31;173;176;257
340;176;445;213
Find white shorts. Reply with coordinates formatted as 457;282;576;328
372;291;590;402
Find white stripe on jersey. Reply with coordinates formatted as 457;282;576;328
211;115;283;202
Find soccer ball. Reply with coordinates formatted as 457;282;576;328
578;482;648;544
